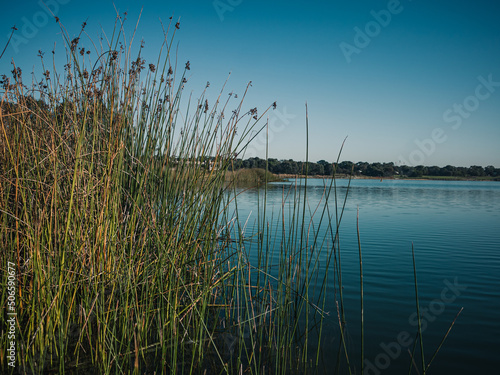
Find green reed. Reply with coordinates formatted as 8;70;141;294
0;14;461;375
0;15;346;374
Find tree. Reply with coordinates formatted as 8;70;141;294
485;165;497;177
442;165;456;176
468;165;485;177
267;158;279;173
338;161;354;175
411;165;427;178
280;159;298;174
366;163;383;177
427;166;441;176
356;162;369;175
317;160;333;175
382;162;394;177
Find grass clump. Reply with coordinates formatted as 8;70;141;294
226;168;283;187
0;15;340;374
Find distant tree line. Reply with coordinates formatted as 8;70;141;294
229;158;500;179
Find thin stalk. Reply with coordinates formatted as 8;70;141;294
412;243;426;373
357;206;364;374
425;307;463;371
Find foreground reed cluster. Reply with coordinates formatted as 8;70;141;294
0;16;352;374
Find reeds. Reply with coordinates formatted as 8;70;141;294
0;15;347;374
0;14;461;375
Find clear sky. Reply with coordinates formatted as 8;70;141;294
1;0;499;167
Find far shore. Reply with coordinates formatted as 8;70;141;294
275;174;500;182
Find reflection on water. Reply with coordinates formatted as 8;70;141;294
233;179;500;374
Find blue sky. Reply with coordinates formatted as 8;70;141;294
1;0;499;167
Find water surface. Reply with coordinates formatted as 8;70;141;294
234;178;500;374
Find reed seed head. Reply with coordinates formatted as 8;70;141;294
70;37;80;51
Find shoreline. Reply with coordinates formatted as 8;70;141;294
275;174;500;182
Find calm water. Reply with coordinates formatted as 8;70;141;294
233;178;500;374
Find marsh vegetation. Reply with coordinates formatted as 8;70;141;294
0;15;460;374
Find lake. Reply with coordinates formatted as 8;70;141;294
231;178;500;374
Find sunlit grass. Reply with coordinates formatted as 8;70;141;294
0;15;346;374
